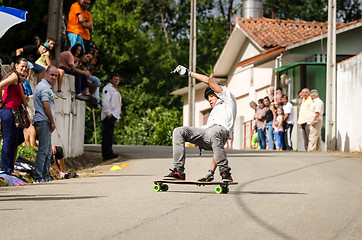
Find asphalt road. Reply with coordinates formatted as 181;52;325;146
1;145;362;240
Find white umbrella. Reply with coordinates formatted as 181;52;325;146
0;7;27;76
0;6;27;38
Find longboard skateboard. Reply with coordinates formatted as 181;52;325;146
153;179;238;194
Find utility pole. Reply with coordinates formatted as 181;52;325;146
325;0;337;151
188;0;196;126
47;0;64;66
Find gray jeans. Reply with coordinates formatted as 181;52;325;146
172;125;231;174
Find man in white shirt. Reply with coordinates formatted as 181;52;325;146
281;94;294;150
101;74;122;160
307;89;324;151
297;88;312;150
164;65;237;182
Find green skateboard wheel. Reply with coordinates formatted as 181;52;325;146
153;184;161;192
161;184;169;191
222;187;229;194
215;186;223;194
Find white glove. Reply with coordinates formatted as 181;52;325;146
171;65;190;77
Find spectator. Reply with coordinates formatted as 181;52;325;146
23;124;38;150
78;53;100;107
251;129;259;149
274;106;284;151
307;89;324;152
67;0;89;51
23;78;33;97
35;38;66;99
281;94;294;150
16;43;49;83
267;86;275;102
88;54;101;103
88;42;99;58
32;34;41;47
32;66;57;183
51;145;77;179
101;74;122;161
59;44;91;100
255;98;266;149
276;87;283;96
0;57;29;174
249;100;258;149
23;125;76;179
79;0;93;53
249;101;257;111
297;88;312;150
273;93;282;109
297;89;303;106
263;97;275;150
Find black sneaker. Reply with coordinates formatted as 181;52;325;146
220;171;233;182
75;94;90;101
103;153;119;161
163;168;186;180
86;100;99;109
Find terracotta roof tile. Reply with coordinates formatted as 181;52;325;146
238;17;362;49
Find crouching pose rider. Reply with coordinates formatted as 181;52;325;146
164;65;237;182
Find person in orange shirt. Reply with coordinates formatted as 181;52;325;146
67;0;91;52
80;0;93;53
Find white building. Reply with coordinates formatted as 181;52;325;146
172;17;362;150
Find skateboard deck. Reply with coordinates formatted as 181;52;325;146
153;179;238;194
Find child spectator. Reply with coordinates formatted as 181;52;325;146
35;38;66;99
274;106;284;151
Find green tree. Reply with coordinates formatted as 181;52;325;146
0;0;48;61
263;0;361;22
85;0;228;145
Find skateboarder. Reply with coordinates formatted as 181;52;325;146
164;65;237;182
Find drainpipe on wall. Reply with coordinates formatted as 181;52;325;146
274;54;283;88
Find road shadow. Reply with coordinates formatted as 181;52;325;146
91;174;155;178
0;194;104;202
0;208;22;211
158;190;306;195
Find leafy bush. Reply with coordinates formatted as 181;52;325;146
17;144;37;162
